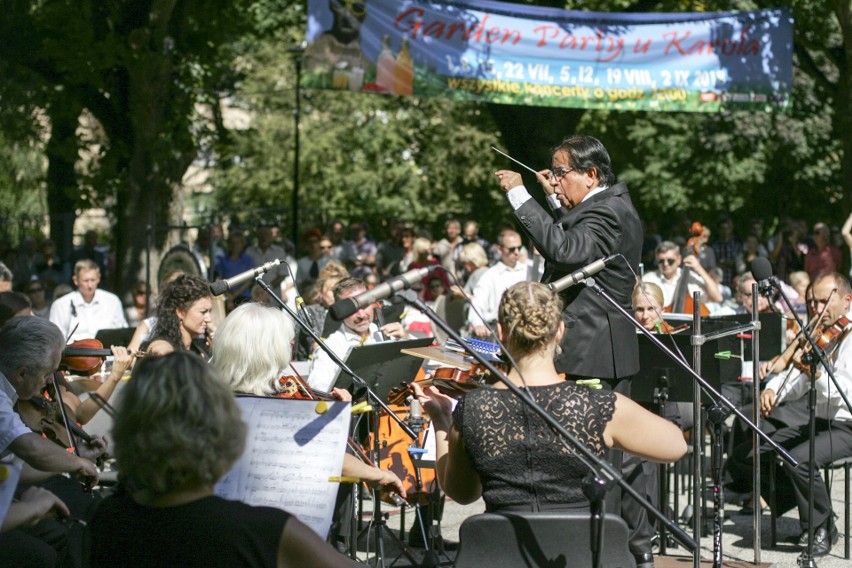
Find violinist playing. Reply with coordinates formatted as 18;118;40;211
750;272;852;556
413;282;686;563
212;302;406;553
0;316;101;567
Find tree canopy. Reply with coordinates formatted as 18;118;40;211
0;0;848;287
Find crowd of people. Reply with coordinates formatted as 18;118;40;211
3;134;852;566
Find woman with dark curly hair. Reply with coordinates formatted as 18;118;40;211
146;274;213;358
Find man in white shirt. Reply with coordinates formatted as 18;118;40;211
642;240;722;309
758;272;852;556
308;276;408;393
466;230;528;338
49;259;127;342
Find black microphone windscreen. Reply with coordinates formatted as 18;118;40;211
209;280;229;296
329;299;356;321
750;257;773;281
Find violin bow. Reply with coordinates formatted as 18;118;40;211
50;374;81;457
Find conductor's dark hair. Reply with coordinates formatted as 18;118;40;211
552;136;615;187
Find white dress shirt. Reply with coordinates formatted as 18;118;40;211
764;310;852;422
642;267;709;307
467;260;529;327
308;322;385;393
49;289;128;343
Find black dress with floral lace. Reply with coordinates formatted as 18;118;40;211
453;381;616;511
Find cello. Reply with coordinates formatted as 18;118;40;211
665;222;711;316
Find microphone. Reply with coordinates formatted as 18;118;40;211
329;266;436;321
209;259;281;296
407;396;425;434
548;255;617;293
750;257;776;298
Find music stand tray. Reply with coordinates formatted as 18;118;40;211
95;327;137;348
332;337;433;399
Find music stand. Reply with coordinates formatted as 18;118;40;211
331;337;433;399
631;333;733;404
95;327;137;348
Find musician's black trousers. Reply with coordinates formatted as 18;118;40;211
730;417;852;530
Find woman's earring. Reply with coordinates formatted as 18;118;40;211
555;345;563;355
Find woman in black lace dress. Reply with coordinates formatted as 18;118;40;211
413;281;686;511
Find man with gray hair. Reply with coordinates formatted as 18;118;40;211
1;316;103;566
0;316;101;484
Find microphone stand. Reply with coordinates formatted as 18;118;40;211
579;279;798;567
761;277;852;568
399;294;698;567
253;277;420;567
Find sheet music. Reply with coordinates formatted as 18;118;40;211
215;397;349;539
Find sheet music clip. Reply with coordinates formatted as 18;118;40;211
314;401;328;415
350;401;372;414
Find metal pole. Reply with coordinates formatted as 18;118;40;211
691;292;703;568
751;283;762;564
290;46;303;256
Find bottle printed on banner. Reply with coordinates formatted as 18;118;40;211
393;37;413;96
376;35;395;92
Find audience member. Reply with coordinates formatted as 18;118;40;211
466;230;528;338
340;222;377;278
711;216;743;289
124;281;148;327
296;230;333;289
641;241;722;309
246;225;291;299
35;239;70;296
215;230;255;312
432;219;463;277
804;222;842;280
25;279;51;319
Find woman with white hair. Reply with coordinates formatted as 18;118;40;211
212;303;405;491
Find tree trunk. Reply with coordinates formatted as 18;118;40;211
46;105;82;263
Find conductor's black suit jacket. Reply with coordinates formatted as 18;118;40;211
514;182;643;379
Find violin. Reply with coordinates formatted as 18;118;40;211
664;221;711;316
277;372;336;401
61;339;113;376
793;315;852;374
387;363;497;405
14;387;93;451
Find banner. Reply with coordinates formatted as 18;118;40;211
303;0;792;112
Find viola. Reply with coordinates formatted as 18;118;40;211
664;221;711;317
